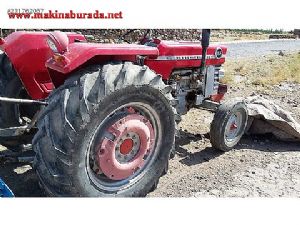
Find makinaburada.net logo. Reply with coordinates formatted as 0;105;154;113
7;9;123;19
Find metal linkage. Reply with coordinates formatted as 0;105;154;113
0;96;47;138
0;106;45;138
0;96;48;105
197;99;220;112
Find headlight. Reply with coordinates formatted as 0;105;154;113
46;31;69;54
215;47;223;59
46;38;58;53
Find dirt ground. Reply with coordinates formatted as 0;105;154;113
1;50;300;198
150;111;300;197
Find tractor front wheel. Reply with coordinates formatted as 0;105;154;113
210;100;248;151
33;62;176;197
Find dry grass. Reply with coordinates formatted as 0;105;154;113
222;52;300;86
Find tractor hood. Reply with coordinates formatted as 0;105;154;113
46;40;226;74
157;40;227;58
144;40;227;80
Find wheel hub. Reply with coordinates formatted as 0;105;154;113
115;132;141;163
225;113;242;141
230;122;238;131
96;114;155;181
120;139;134;155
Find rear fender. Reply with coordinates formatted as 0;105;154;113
1;31;86;100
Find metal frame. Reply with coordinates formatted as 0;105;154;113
198;99;220;111
0;96;46;138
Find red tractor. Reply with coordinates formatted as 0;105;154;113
0;29;248;197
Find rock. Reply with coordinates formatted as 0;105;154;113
84;34;94;40
209;189;221;196
278;50;285;56
13;165;32;174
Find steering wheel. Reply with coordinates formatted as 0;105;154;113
118;29;153;44
139;29;152;44
118;29;136;43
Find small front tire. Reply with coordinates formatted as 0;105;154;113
210;100;248;151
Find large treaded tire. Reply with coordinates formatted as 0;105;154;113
0;53;35;149
33;62;178;197
210;100;248;152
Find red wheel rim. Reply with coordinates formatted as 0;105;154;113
96;114;155;180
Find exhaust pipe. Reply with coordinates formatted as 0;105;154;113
200;29;211;75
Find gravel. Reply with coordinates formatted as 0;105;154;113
223;39;300;59
149;109;300;197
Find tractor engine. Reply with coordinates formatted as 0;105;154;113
142;29;227;115
168;65;225;114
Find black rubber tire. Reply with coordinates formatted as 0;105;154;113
210;100;248;152
33;62;178;197
0;53;36;149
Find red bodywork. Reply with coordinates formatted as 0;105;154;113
1;32;86;99
0;31;227;100
145;40;226;79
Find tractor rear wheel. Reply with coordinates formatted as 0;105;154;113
0;53;38;150
33;62;177;197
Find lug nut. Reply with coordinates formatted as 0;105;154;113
98;149;105;155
